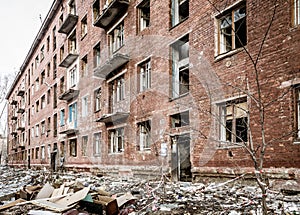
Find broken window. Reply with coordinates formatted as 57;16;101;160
53;113;58;137
138;120;151;151
47;117;51;132
138;0;150;32
171;0;189;27
47;89;51;105
217;3;247;54
41;70;45;85
60;109;65;126
35;124;39;137
68;102;78;128
293;0;300;26
69;65;78;88
138;59;151;92
82;96;88;117
94;88;101;112
52;26;57;50
53;54;57;79
69;138;77;157
82;136;88;156
81;15;88;38
109;127;124;153
36;147;39;159
294;87;300;139
171;111;189;128
92;0;100;23
53;84;57;108
68;0;76;15
218;97;248;144
109;22;124;54
60;77;65;94
40;45;45;62
35;78;40;92
47;36;50;52
47;62;50;77
41;120;45;134
60;45;65;62
81;55;88;77
68;30;77;53
171;35;189;98
93;42;101;68
36;100;39;113
35;55;39;69
109;75;125;112
94;133;101;156
41;95;46;109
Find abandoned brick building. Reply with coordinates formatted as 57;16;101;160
5;0;300;181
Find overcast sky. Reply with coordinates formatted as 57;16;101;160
0;1;53;76
0;1;53;135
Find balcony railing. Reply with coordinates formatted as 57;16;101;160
93;0;129;29
58;13;78;35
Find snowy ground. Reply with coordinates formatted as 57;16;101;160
0;166;299;214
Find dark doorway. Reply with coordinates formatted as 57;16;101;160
171;134;192;181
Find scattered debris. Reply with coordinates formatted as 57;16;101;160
0;166;299;214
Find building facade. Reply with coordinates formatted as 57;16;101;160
6;0;300;181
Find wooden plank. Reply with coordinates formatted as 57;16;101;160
0;199;26;211
55;186;90;207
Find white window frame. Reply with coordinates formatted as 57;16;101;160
217;97;248;144
139;59;151;92
94;133;101;156
82;96;89;117
109;22;124;54
293;0;300;26
138;0;150;31
171;35;189;98
216;2;247;55
109;127;124;154
171;0;189;27
138;120;151;151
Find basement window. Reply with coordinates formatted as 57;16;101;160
170;111;189;128
217;3;247;55
171;35;189;98
218;97;248;144
137;120;151;151
171;0;189;27
109;127;124;154
138;0;150;32
293;0;300;26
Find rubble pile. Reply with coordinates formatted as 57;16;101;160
0;166;299;214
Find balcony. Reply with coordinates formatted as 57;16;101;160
11;113;17;121
96;112;129;124
11;99;17;105
18;142;25;149
59;123;78;135
59;50;79;68
58;88;79;101
17;89;25;97
93;0;129;29
17;123;25;131
94;53;129;78
17;107;25;114
58;14;78;35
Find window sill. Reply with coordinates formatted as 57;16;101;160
218;141;245;149
109;152;124;155
169;92;189;102
214;47;245;62
293;141;300;145
170;17;189;31
139;149;151;153
94;109;101;113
